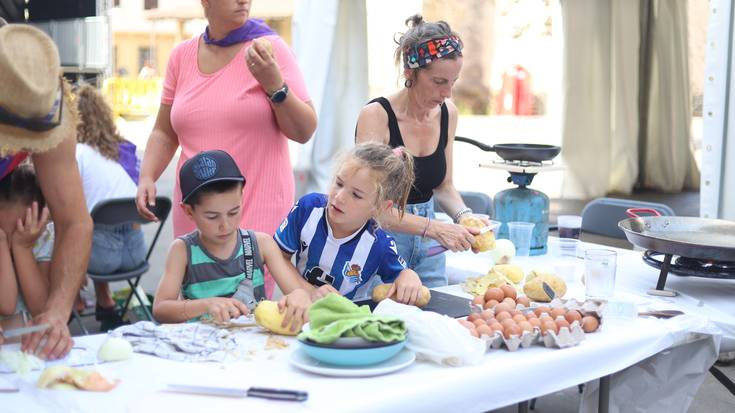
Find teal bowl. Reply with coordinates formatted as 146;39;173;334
297;339;406;367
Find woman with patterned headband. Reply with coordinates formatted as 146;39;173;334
355;14;489;287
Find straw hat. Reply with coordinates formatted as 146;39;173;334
0;24;77;156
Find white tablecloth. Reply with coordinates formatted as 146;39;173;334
446;237;735;352
1;237;725;413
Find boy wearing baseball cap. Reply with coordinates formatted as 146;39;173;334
153;150;310;330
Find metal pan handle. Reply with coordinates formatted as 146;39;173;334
626;208;662;218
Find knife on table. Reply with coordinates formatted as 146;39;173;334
0;324;49;339
166;384;308;401
426;225;496;257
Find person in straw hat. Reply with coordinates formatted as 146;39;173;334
0;23;92;359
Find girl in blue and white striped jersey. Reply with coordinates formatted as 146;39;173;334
275;143;425;304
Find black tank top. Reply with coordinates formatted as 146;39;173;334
369;97;448;204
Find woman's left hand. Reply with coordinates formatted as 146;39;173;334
12;202;49;250
246;41;283;95
388;270;423;306
278;289;311;332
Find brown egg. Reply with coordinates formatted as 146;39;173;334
472;295;485;306
469;328;480;338
518;321;533;332
484;287;505;302
504;324;522;339
509;309;522;317
516;296;531;307
538;313;552;321
473;318;487;327
502;297;517;307
467;313;481;322
512;314;527;324
550;307;567;319
534;306;551;317
494;302;514;314
581;316;600;333
565;310;583;324
541;320;558;335
458;320;475;329
489;322;504;334
481;309;494;321
484;299;500;310
500;318;517;330
555;318;571;331
524;310;537;319
495;311;512;322
501;284;517;301
528;318;541;328
476;324;493;337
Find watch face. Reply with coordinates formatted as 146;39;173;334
270;84;288;103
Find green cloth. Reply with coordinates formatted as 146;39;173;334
298;294;406;344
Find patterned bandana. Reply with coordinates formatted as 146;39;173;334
203;18;276;47
404;35;463;69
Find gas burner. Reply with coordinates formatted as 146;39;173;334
493;159;554;168
642;250;735;280
479;160;565;174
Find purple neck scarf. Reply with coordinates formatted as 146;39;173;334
118;142;140;185
203;19;276;47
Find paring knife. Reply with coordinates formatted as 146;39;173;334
426;226;496;257
165;384;308;401
0;324;50;338
541;281;556;300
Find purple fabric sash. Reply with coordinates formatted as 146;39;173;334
118;142;140;185
203;19;276;46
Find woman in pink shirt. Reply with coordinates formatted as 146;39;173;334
136;0;316;298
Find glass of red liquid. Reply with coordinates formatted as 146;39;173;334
557;215;582;257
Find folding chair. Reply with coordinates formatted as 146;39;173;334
86;196;171;323
580;197;675;239
435;191;493;217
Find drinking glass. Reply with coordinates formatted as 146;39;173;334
584;249;617;299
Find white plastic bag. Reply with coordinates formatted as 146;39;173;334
374;299;486;366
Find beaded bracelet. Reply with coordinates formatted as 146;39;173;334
453;207;473;223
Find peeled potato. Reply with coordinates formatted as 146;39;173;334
371;283;431;307
254;37;274;57
523;274;567;302
492;264;524;284
254;300;299;336
460;216;496;252
97;337;133;362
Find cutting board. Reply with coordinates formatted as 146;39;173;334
354;290;471;318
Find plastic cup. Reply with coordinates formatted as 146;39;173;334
558;215;582;239
507;221;535;257
557;237;580;258
584;249;617;299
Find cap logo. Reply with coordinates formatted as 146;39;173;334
193;156;217;181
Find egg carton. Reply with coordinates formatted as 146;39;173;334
480;329;538;352
537;321;586;348
525;299;604;333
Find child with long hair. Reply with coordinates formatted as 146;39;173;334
0;165;54;319
74;84;144;329
275;142;425;304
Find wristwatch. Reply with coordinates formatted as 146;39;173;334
267;83;289;104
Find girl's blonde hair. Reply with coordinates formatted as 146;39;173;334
75;84;126;161
338;143;415;223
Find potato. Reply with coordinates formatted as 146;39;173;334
460;216;496;252
97;337;133;362
523;274;567;302
254;37;274;57
492;264;524;284
371;283;431;307
254;300;300;336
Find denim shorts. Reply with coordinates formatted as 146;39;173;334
385;198;447;287
87;223;146;275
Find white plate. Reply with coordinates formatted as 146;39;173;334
289;348;415;377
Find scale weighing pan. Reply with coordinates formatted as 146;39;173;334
355;290;471;318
